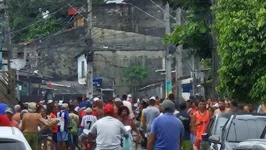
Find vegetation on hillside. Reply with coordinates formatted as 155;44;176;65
7;0;104;43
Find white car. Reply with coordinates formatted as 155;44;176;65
0;126;31;150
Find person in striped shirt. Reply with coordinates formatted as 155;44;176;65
80;107;97;130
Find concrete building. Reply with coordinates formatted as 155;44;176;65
19;27;164;95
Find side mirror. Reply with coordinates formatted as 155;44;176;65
202;133;209;141
209;135;221;144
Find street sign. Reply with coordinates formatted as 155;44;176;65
93;77;102;87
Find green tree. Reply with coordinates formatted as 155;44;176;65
123;66;149;92
123;66;148;84
214;0;266;102
162;0;212;59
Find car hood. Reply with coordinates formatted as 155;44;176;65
224;142;238;150
236;139;266;149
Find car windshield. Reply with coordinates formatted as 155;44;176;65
215;116;228;135
227;118;266;143
0;139;26;150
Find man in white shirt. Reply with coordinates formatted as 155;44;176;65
80;107;97;130
88;104;128;150
57;103;70;150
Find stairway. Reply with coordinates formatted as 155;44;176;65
0;71;16;105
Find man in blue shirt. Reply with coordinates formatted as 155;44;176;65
147;100;184;150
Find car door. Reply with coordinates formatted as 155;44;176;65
208;117;221;150
201;115;217;150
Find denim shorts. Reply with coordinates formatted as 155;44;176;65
57;131;68;142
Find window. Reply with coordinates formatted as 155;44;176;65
227;119;266;143
207;117;216;136
0;139;26;150
81;61;85;78
214;117;229;136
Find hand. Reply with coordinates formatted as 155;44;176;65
196;121;203;126
135;134;141;144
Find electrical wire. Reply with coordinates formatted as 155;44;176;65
18;2;165;69
9;5;69;36
149;0;176;21
3;0;84;38
5;1;166;42
128;3;164;25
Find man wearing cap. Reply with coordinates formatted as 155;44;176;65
12;104;22;123
91;97;104;119
147;100;184;150
80;107;97;130
88;104;128;150
5;107;19;128
143;96;160;135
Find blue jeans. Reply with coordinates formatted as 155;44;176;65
68;134;79;150
78;128;83;136
190;133;196;144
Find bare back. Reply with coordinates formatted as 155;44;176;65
21;113;42;133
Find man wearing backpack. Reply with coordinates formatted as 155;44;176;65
69;105;79;150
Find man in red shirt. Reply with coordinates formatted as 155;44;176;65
0;114;11;126
5;108;19;128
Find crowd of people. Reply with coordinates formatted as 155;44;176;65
0;93;264;150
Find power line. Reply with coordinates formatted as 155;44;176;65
9;5;69;36
149;0;176;20
4;0;84;38
7;1;165;42
34;14;77;44
129;3;164;25
94;53;127;68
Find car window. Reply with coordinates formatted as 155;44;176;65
207;116;216;135
227;119;266;143
214;117;228;136
0;139;26;150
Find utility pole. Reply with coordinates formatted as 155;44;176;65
164;2;172;98
191;54;196;95
3;0;11;71
6;23;11;71
192;54;200;95
86;0;93;99
175;7;183;101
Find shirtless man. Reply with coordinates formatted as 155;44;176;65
21;102;49;150
12;105;22;123
214;99;231;114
